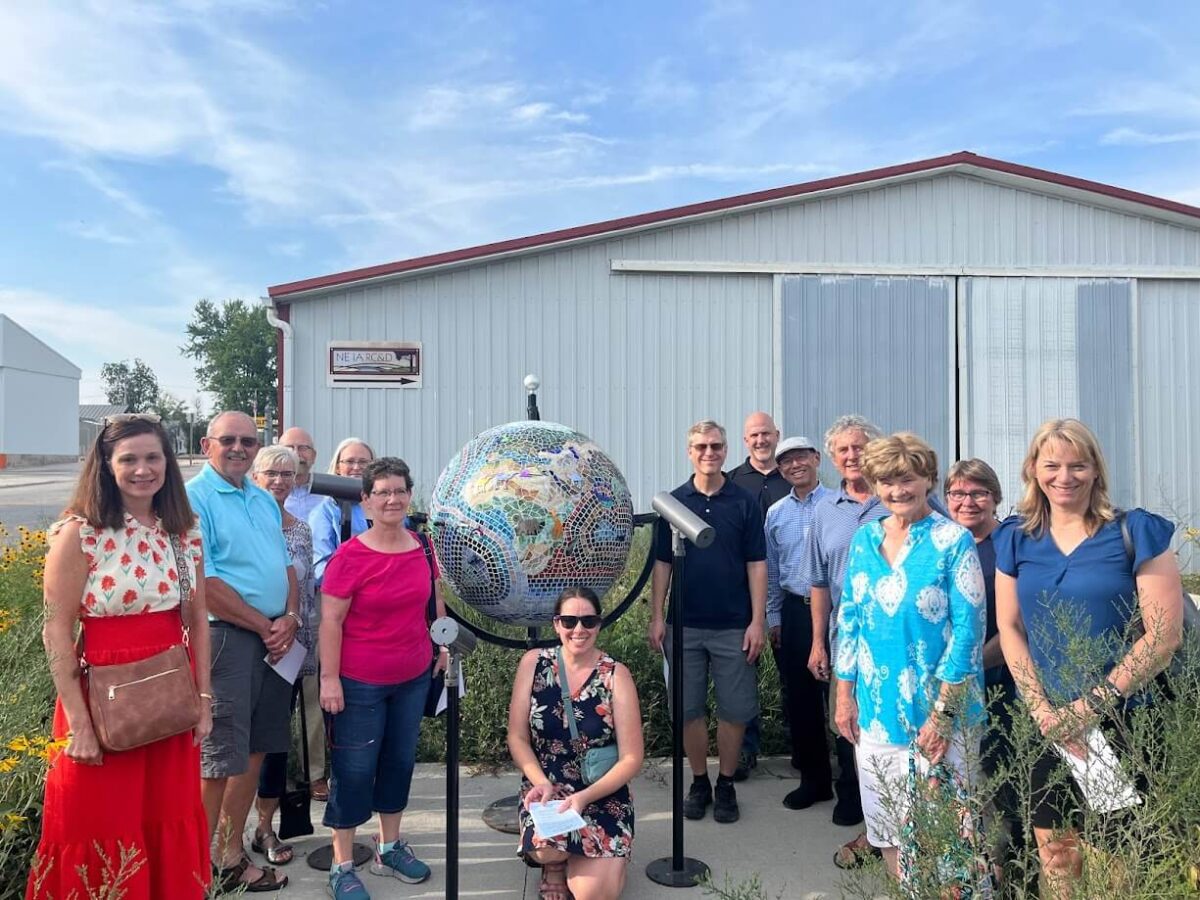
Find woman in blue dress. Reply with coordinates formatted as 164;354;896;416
833;432;986;882
994;418;1183;898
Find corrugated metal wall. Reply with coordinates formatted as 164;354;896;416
288;248;773;510
780;275;954;483
283;170;1200;549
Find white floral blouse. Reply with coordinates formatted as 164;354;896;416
48;514;204;617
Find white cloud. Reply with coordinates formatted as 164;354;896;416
60;221;135;245
1101;127;1200;146
512;102;589;125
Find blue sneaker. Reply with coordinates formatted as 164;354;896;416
371;837;431;884
328;863;370;899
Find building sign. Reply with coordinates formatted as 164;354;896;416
327;341;423;387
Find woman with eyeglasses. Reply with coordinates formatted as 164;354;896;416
309;438;375;584
247;445;317;866
317;458;446;899
508;586;644;900
28;414;213;899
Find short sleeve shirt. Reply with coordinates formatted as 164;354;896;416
834;511;986;744
726;459;791;517
992;508;1174;702
654;477;766;629
321;533;439;685
186;463;291;618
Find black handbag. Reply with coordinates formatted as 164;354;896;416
278;681;314;840
417;532;445;718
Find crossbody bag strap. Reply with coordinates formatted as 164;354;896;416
1117;509;1135;565
416;531;437;623
555;645;580;742
168;531;193;647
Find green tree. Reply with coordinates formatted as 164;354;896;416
152;390;190;425
182;299;276;415
99;358;161;411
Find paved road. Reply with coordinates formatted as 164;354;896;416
0;459;206;536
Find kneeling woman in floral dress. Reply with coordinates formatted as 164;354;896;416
508;587;644;900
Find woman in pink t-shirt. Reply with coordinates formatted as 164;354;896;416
318;458;447;897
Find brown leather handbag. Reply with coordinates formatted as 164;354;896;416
81;533;202;753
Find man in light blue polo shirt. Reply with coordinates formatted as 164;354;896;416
189;411;299;893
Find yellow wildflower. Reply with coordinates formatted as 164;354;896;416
7;736;30;753
0;757;19;773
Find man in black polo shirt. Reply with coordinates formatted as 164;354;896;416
649;419;767;824
725;411;790;780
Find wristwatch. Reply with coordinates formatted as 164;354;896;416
933;698;957;719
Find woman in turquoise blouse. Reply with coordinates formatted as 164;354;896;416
833;432;986;878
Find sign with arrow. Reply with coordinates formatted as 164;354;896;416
327;341;423;388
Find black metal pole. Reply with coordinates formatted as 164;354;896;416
646;528;709;887
446;656;460;900
527;391;540;421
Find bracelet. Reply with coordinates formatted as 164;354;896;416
284;611;303;627
199;692;215;701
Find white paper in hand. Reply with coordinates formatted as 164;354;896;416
528;801;586;840
1055;727;1141;813
265;640;306;685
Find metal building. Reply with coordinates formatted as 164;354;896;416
0;315;81;467
266;151;1200;544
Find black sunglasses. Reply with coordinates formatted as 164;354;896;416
554;614;602;630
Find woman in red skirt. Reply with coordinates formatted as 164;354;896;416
27;414;213;899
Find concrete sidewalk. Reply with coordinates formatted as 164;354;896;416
234;758;879;899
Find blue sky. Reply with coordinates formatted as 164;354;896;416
1;1;1198;404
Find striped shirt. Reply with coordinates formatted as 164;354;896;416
765;483;831;628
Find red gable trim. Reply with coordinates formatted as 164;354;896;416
268;151;1200;298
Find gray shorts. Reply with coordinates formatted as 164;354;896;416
201;623;293;779
665;626;759;724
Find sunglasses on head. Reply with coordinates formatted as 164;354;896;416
102;412;161;429
214;435;259;448
554;614;602;630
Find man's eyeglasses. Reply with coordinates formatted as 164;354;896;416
261;470;296;480
284;443;314;453
371;488;410;499
103;412;161;427
214;435;259;448
946;490;992;503
554;614;602;630
689;442;726;453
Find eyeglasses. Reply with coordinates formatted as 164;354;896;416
340;457;372;467
689;442;726;453
214;435;259;448
555;614;602;630
284;443;314;453
371;488;410;499
946;490;992;503
103;412;161;427
261;470;296;480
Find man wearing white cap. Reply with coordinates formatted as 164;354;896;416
765;436;833;810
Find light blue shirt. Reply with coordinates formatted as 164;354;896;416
186;463;291;618
285;482;327;523
834;511;985;745
765;483;831;628
309;497;369;584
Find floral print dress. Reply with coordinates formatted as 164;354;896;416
518;649;634;860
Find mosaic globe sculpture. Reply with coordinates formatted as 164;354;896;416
429;421;635;627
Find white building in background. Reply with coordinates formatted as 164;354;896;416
0;315;81;467
265;151;1200;555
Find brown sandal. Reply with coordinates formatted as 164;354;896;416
538;861;571;900
251;829;295;865
833;832;882;870
216;854;289;893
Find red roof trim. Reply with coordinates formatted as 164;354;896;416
268;151;1200;298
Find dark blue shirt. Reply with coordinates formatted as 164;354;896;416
726;458;791;517
993;508;1174;702
655;476;767;629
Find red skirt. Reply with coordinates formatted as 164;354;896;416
27;610;211;899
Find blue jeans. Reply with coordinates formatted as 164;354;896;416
322;671;428;830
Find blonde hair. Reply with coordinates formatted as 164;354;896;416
861;432;938;488
1017;418;1114;536
327;437;375;474
686;419;727;444
253;445;299;473
944;458;1003;505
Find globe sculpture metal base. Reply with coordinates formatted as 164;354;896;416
306;841;373;870
481;795;522;834
646;857;710;887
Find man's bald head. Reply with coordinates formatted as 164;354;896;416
743;411;780;469
279;426;317;482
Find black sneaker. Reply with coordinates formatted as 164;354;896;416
713;779;740;823
732;750;757;782
682;780;712;820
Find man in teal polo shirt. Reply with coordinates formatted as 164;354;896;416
189;411;299;893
